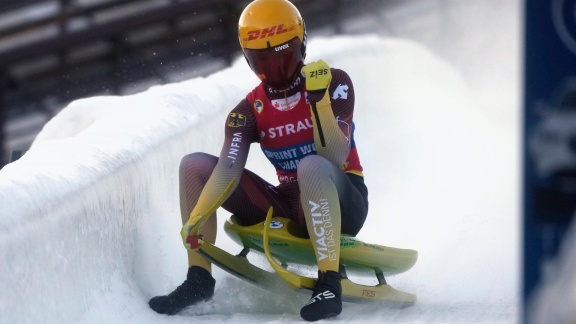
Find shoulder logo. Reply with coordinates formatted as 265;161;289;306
254;100;264;114
228;113;246;127
332;84;349;100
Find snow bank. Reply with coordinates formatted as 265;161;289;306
0;62;250;323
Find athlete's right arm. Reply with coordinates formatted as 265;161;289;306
189;99;257;219
181;99;257;248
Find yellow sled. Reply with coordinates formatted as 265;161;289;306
197;208;417;304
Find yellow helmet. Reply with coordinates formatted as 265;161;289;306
238;0;307;90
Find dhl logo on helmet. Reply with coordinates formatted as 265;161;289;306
243;24;294;41
242;24;296;42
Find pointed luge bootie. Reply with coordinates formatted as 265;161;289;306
148;266;215;315
300;270;342;321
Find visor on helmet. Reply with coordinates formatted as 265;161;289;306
243;37;304;90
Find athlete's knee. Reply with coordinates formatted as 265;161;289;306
179;152;217;179
297;155;331;179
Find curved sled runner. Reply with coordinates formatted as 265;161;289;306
196;207;418;305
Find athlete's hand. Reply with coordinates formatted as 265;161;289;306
180;215;204;251
302;59;332;103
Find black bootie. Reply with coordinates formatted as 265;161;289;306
300;270;342;321
149;266;215;315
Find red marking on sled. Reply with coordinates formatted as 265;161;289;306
186;235;204;249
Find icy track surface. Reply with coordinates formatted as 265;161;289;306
0;1;522;323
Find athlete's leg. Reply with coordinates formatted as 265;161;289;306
337;173;369;236
297;155;341;272
148;152;218;315
150;152;293;315
178;152;218;272
297;154;368;321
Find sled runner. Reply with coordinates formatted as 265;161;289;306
186;180;418;304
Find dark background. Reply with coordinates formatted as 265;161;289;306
523;0;576;320
0;0;385;167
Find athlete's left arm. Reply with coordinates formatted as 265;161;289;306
328;68;355;153
305;62;353;168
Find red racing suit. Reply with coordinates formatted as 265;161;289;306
179;69;368;235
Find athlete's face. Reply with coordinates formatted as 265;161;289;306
243;37;303;90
